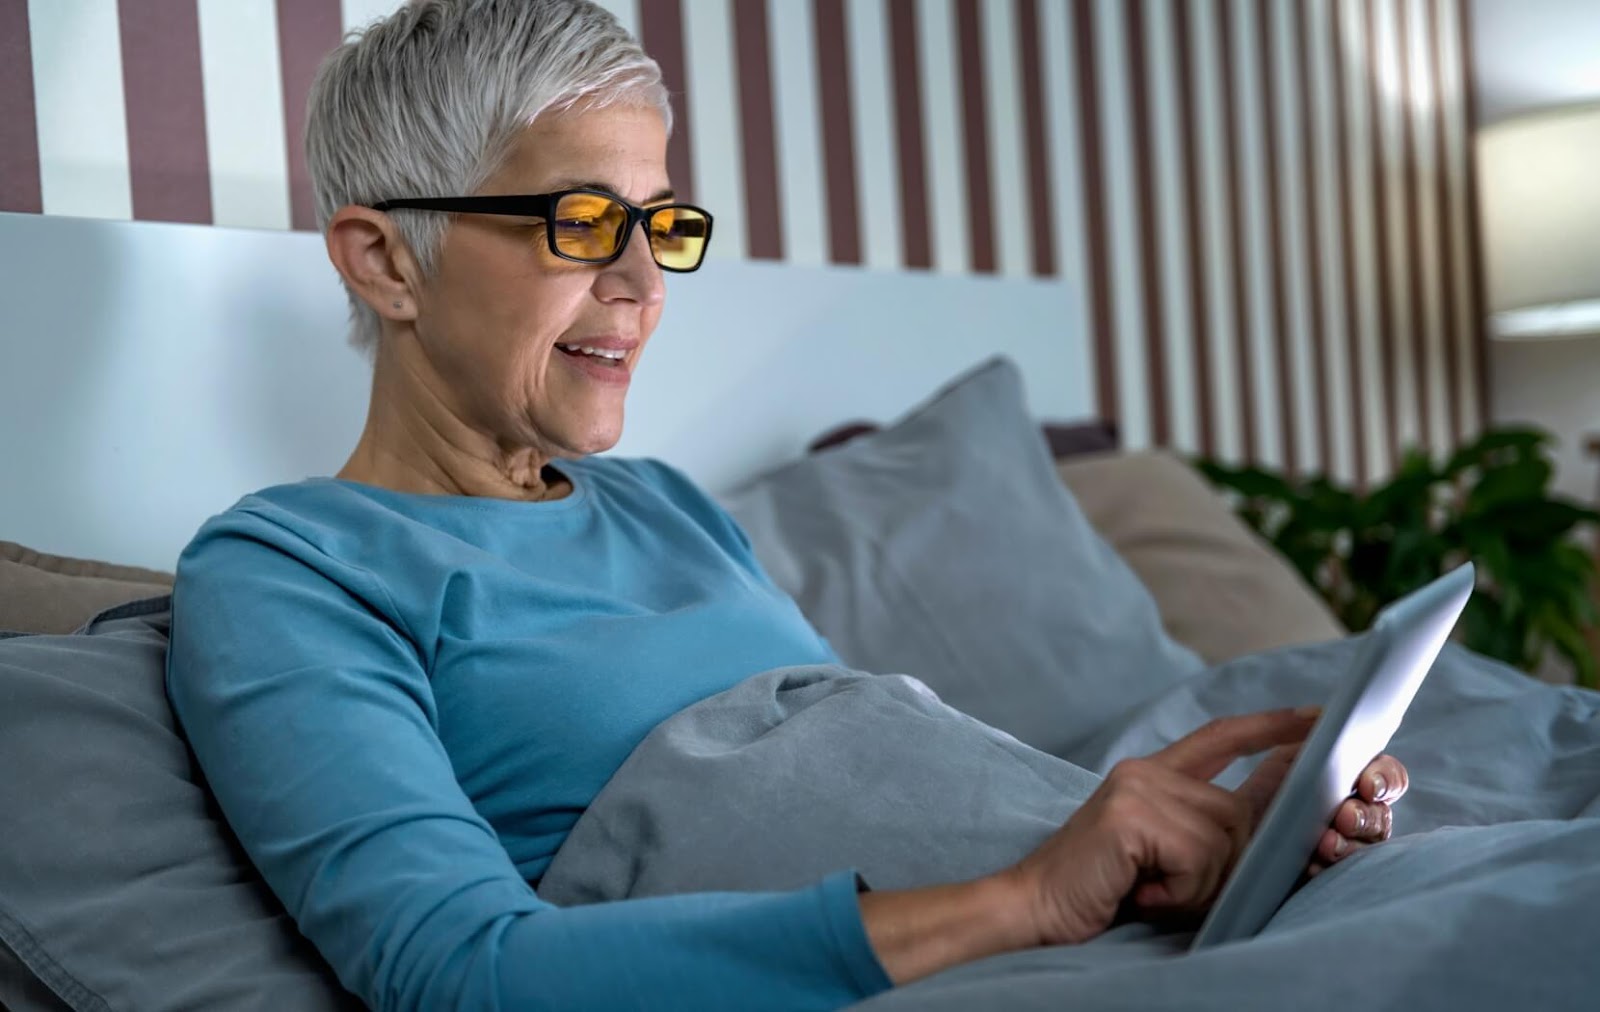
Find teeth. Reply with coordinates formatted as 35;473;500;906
557;343;626;360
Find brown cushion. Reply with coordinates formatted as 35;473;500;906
1056;451;1345;663
0;541;174;635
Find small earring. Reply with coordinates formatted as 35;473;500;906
392;301;403;310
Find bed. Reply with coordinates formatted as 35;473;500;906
2;214;1596;1011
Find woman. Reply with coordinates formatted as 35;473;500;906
165;2;1406;1009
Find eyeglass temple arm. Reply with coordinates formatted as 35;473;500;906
369;196;555;215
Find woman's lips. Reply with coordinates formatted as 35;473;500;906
555;345;631;385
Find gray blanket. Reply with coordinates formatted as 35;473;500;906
538;639;1600;1010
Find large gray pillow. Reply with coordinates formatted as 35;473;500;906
720;356;1204;759
0;598;359;1012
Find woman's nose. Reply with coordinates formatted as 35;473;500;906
595;222;666;306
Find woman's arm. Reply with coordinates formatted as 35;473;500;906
167;514;890;1012
857;875;1036;985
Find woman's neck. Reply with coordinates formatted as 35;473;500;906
336;338;571;503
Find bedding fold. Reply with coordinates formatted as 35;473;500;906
538;638;1600;1010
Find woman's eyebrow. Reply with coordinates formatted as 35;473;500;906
547;179;676;203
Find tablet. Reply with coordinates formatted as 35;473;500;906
1189;561;1476;950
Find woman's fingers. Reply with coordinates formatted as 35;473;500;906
1314;826;1375;866
1150;708;1320;782
1357;754;1409;803
1333;797;1393;843
1234;743;1301;823
1311;799;1392;873
1108;763;1246;910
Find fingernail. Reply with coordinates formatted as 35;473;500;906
1371;773;1387;799
1355;806;1367;833
1335;835;1349;856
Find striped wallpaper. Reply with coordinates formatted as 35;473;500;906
1;0;1488;488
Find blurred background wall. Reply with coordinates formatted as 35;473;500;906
1471;0;1600;504
1;0;1495;491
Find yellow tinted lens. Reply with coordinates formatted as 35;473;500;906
551;193;626;260
648;207;709;269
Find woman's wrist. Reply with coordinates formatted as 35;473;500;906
856;871;1041;987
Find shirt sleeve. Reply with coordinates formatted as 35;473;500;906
165;510;892;1012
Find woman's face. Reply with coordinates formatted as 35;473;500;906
412;103;671;461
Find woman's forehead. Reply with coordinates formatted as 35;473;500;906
491;104;670;199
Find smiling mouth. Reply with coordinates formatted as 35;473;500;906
555;343;627;367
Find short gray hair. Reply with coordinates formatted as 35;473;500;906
306;0;673;359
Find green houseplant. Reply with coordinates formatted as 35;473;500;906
1196;427;1600;688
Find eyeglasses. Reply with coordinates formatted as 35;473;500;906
369;189;714;272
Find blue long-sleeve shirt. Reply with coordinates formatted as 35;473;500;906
165;455;894;1011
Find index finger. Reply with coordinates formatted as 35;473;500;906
1150;707;1321;781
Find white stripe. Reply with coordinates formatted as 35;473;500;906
1408;0;1452;453
846;0;900;271
340;0;403;34
1271;0;1321;474
589;0;640;39
1193;0;1242;463
1231;0;1283;469
1096;0;1149;450
197;0;292;231
1147;0;1198;453
29;0;132;220
917;0;968;274
1434;0;1478;435
1373;0;1418;461
1041;0;1098;402
682;0;746;261
1309;0;1357;485
1344;0;1390;479
767;0;827;266
982;0;1029;278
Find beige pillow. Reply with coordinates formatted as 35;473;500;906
1057;451;1344;663
0;541;174;635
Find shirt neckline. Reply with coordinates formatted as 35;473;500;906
315;462;591;513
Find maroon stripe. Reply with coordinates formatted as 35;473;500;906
640;0;695;203
1125;0;1169;446
1073;0;1119;430
1428;0;1461;447
0;1;42;214
1397;0;1432;453
1216;0;1258;464
887;0;932;270
1015;0;1056;277
1294;0;1334;476
1256;0;1297;476
731;0;783;260
1173;0;1215;458
954;0;996;273
1364;0;1401;472
275;0;342;231
1331;0;1371;491
1456;0;1489;428
119;0;212;224
813;0;862;265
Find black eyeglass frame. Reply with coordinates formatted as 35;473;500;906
368;189;714;273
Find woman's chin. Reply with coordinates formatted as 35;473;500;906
556;415;625;458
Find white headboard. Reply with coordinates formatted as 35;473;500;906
0;211;1093;571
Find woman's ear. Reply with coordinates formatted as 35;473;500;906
324;206;422;323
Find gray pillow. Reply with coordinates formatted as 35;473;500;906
720;356;1204;759
0;597;360;1012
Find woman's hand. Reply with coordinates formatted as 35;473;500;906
1310;754;1408;876
859;714;1412;986
1001;709;1318;947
